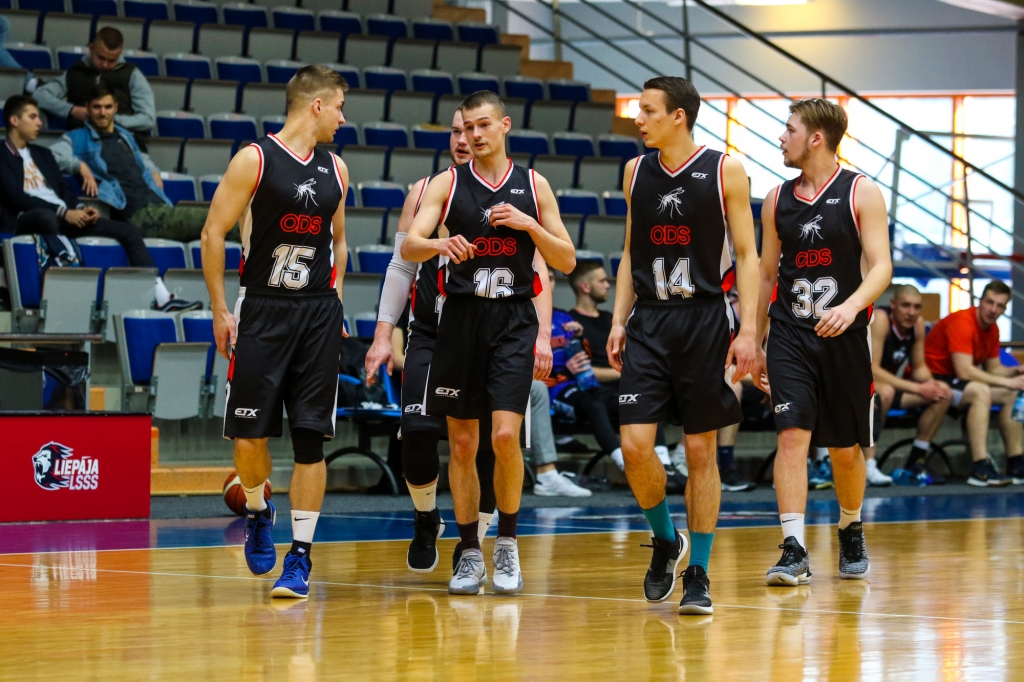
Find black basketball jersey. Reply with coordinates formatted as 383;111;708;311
239;134;345;298
770;167;870;330
880;309;915;377
408;169;447;334
439;159;541;300
627;146;732;305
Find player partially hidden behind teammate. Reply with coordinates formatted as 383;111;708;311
403;91;576;595
755;99;892;585
201;66;350;599
607;76;760;615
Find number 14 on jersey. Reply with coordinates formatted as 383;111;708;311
653;257;695;300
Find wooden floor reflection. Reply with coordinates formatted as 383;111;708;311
3;518;1024;680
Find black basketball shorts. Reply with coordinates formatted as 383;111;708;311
766;320;874;448
223;292;345;440
426;295;538;420
401;328;447;434
618;297;742;433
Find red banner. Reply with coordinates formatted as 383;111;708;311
1;414;151;522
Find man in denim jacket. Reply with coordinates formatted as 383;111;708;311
52;85;231;242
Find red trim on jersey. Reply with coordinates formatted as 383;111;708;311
770;282;778;303
250;143;264;197
437;267;445;297
532;271;542;297
866;303;873;322
469;157;513;190
793;164;841;204
440;167;457;225
628;155;643;194
717;153;727;217
268;133;314;164
721;267;736;293
227;351;235;381
850;174;863;232
330;263;337;289
331;153;346;196
413;175;429;213
530;169;541;225
410;279;418;313
659;145;706;176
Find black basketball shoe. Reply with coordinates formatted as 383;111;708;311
837;522;870;580
766;536;812;586
678;565;713;615
642;531;688;602
406;509;444;573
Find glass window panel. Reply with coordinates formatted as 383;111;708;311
695;98;729;154
964;138;1014;257
963;96;1014;138
729;97;794;199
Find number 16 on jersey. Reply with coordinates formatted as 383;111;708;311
653;257;694;300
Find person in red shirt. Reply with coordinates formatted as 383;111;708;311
924;281;1023;486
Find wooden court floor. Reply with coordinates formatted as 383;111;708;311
2;518;1024;681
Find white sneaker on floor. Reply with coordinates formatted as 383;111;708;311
671;444;689;478
533;471;593;497
491;537;523;594
449;548;487;595
865;459;893;486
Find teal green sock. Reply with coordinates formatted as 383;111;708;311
688;532;714;572
641;499;677;542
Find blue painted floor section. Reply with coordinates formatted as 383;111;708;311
3;492;1024;556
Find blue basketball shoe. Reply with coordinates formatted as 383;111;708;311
272;551;311;599
244;500;277;576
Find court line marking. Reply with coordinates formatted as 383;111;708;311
2;560;1024;628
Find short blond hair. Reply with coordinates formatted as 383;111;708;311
286;65;348;112
789;98;847;152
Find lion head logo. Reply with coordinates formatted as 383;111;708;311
32;442;74;490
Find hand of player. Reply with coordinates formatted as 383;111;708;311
607;324;626;373
562;320;584;337
566;351;591;375
725;330;758;382
489;203;537;233
815;302;858;337
534;336;552;380
917;379;951;402
434;235;475;264
364;333;394;386
752;348;770;394
79;163;98;197
213;307;237;360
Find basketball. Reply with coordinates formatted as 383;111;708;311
223;472;272;516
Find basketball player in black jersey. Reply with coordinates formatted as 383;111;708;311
403;91;576;596
201;66;350;599
864;285;952;484
364;108;555;575
607;77;760;615
754;99;892;585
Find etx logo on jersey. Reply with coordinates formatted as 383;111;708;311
691;172;708;179
826;198;841;205
774;403;791;414
619;394;640;405
318;166;330;174
511;189;525;195
435;387;460;398
404;404;423;414
235;408;260;419
32;442;100;491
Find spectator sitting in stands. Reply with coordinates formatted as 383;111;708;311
924;281;1022;487
864;285;952;486
53;85;227;243
0;95;199;312
0;16;25;69
34;27;155;135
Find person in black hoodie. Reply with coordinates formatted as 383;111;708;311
0;95;198;312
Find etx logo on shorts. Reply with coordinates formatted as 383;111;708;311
511;188;525;194
691;172;708;179
404;404;423;414
619;394;640;405
235;408;260;419
32;442;100;491
435;387;460;398
826;198;841;204
775;403;791;414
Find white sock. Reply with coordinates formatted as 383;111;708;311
538;469;560;483
839;506;861;530
242;482;267;512
673;443;686;460
780;512;805;547
654;445;671;467
610;447;624;471
815;447;829;462
478;511;494;540
291;510;320;544
154;277;171;306
408;481;437;512
913;439;931;451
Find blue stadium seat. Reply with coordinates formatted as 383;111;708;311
319;10;361;38
355;313;376;338
18;0;64;17
7;43;53;70
457;72;498;96
504;75;543;103
173;0;218;26
410;69;453;96
346;186;356;207
548;79;589;103
598;134;640;161
553;132;594;159
331;63;360;89
358;180;404;210
457;22;497;46
71;0;117;17
272;7;314;32
160;172;198;204
179;312;216;380
164;53;212;81
557;189;600;217
189;239;241;269
363;66;406;93
215;56;262;84
77;236;130;302
602;190;626;217
56;45;88;70
123;0;170;23
902;243;953;262
4;236;43;313
412;124;448;151
333;123;359;151
221;3;267;29
610;252;622;275
355;244;391;273
144;238;188;276
265;59;304;84
199;174;221;201
362;121;407;149
507;130;549;157
365;13;406;41
208;112;257;141
411;18;452;42
123;49;161;77
119;312;178;385
156;110;205;138
261;115;286;135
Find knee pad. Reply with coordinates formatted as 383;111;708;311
291;427;325;464
401;430;440;486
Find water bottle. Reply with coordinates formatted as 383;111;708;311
566;338;600;391
1012;391;1024;423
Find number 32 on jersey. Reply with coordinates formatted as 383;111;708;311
792;276;837;319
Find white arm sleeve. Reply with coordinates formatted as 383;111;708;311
377;231;419;325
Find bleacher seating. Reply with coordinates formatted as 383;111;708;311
358;180;404;209
355;243;391;273
143;237;188;276
161;171;198;203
